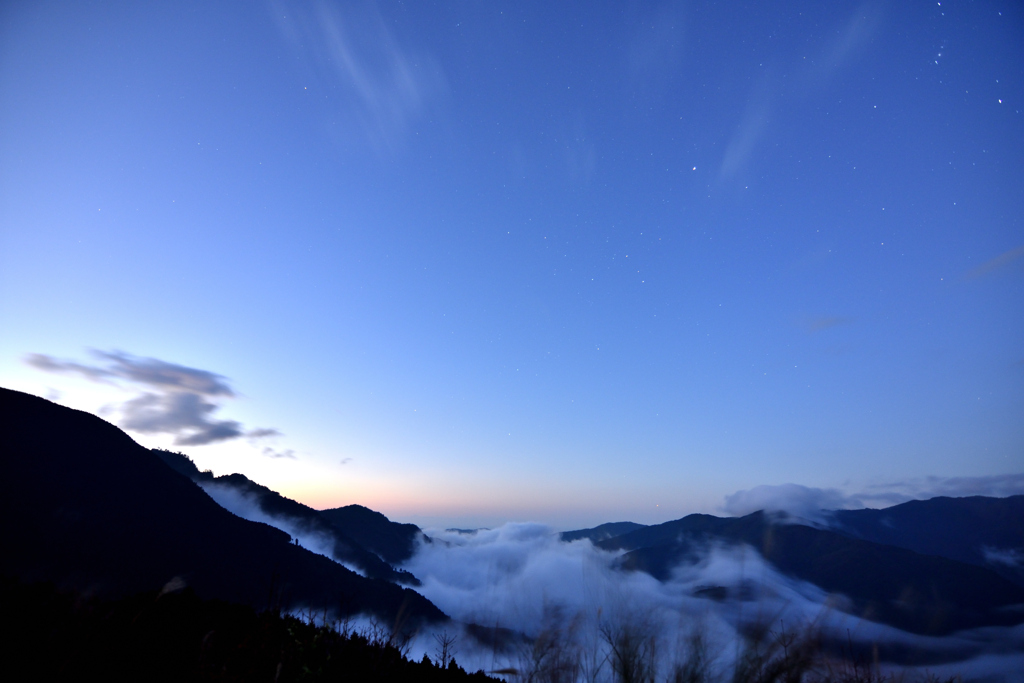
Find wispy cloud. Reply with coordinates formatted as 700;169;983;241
810;3;881;81
722;483;862;522
26;350;283;451
262;446;297;460
723;474;1024;520
718;86;771;182
718;3;880;182
983;546;1023;569
247;427;282;439
804;316;852;333
859;473;1024;504
118;391;243;446
963;245;1024;280
269;0;445;152
625;3;683;84
563;115;597;188
27;350;234;396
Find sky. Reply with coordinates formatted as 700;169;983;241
1;0;1022;529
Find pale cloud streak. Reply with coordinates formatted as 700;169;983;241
718;3;880;182
964;245;1024;280
27;350;234;396
859;473;1024;504
262;446;297;460
811;3;882;81
718;85;771;182
722;474;1024;520
26;350;283;451
270;0;445;152
804;316;852;333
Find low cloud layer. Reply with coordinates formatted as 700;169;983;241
403;524;828;676
26;350;282;450
185;476;1024;679
399;525;1024;680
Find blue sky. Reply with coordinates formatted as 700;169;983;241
2;1;1022;528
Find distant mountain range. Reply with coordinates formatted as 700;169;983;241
0;388;444;628
562;500;1024;635
560;521;646;543
829;497;1024;588
4;385;1023;640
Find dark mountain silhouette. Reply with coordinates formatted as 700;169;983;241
827;496;1024;587
206;473;422;585
205;473;420;585
152;448;214;482
0;388;445;626
559;521;647;543
319;505;425;566
154;449;427;571
598;511;1024;635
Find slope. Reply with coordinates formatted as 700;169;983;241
599;511;1024;635
559;521;648;543
0;388;445;626
828;496;1024;587
319;505;426;566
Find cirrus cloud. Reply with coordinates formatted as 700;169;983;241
269;0;446;153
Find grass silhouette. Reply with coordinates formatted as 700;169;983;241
0;576;494;683
492;604;964;683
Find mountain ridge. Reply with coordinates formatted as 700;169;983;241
560;521;648;543
0;387;445;627
153;449;426;583
826;495;1024;587
591;510;1024;635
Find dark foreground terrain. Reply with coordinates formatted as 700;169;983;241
0;577;495;683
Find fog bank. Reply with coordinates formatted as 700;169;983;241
401;524;1024;681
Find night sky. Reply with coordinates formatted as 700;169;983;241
2;1;1022;528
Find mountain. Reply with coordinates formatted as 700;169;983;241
319;505;425;566
827;496;1024;587
0;388;445;626
597;510;1024;635
152;447;214;482
559;521;647;543
154;450;423;586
